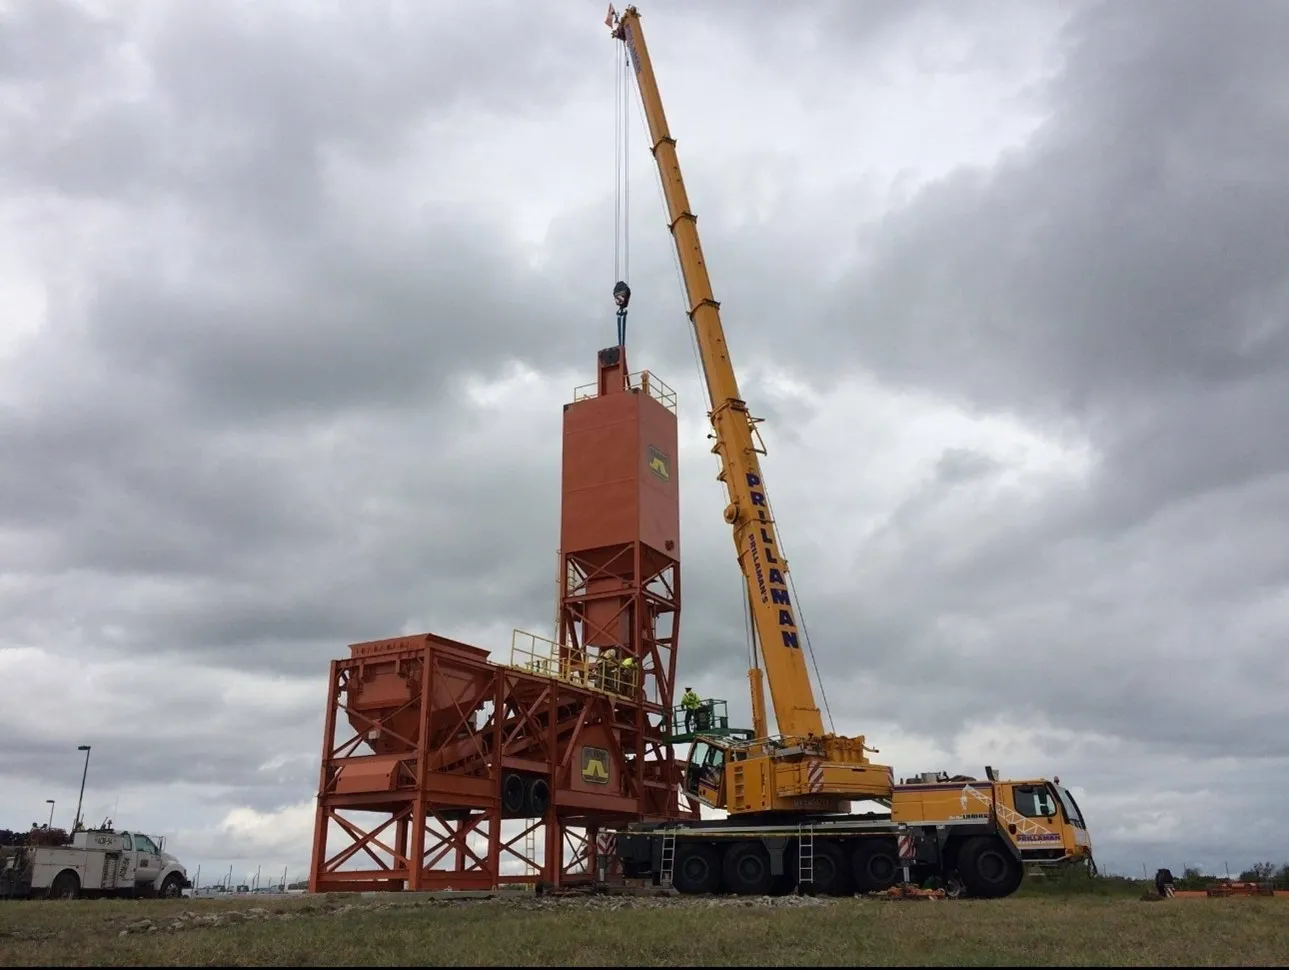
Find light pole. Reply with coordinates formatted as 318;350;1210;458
74;745;91;831
45;799;55;830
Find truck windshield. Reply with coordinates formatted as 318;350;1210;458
1053;786;1086;829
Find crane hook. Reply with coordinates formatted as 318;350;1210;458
614;281;631;347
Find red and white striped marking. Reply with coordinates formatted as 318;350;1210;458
807;759;824;793
897;835;916;861
595;832;617;858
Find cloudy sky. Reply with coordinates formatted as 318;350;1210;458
3;0;1287;887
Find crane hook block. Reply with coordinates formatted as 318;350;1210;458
613;280;632;309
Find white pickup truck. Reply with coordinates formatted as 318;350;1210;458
0;827;192;900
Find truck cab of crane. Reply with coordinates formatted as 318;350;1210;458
997;777;1091;864
892;769;1093;869
991;776;1092;865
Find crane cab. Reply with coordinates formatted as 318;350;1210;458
682;737;732;808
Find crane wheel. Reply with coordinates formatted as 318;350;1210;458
672;843;721;895
723;841;774;895
851;838;900;893
795;840;851;896
957;836;1022;898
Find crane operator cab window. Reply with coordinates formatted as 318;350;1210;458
684;740;727;806
1011;785;1059;821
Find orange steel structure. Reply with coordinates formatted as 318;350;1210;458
307;343;695;893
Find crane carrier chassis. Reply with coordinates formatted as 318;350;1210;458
601;768;1093;899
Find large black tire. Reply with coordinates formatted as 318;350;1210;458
525;777;550;818
957;836;1023;899
672;843;721;895
158;873;184;900
722;841;774;896
794;840;851;896
851;838;900;893
501;773;525;816
48;870;80;900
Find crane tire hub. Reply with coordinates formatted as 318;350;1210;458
722;841;773;895
851;838;899;893
958;836;1022;898
673;843;721;895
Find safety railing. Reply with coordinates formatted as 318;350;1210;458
509;630;640;697
571;370;677;414
667;699;752;743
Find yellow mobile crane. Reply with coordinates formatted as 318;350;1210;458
600;5;1094;898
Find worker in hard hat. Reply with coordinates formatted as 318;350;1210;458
605;651;631;695
681;686;701;733
593;647;617;690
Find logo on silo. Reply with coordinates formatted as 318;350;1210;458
647;445;670;482
581;746;611;784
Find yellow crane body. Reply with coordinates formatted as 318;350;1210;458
600;4;1095;898
612;3;893;813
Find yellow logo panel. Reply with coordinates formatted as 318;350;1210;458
581;745;611;785
647;445;670;482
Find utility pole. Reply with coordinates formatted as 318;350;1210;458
73;745;92;830
45;799;55;830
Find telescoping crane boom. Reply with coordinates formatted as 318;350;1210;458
610;4;892;813
601;6;1095;899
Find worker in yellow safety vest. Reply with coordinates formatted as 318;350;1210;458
681;686;701;733
618;655;635;695
593;647;617;690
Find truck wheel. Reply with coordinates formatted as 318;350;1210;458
958;836;1022;898
792;840;851;896
48;870;80;900
158;874;184;899
672;843;721;895
851;838;899;893
722;841;774;895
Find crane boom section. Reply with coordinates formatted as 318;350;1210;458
613;7;824;740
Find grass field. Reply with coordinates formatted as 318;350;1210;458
2;886;1287;967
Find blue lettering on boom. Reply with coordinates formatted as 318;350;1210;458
745;471;798;649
